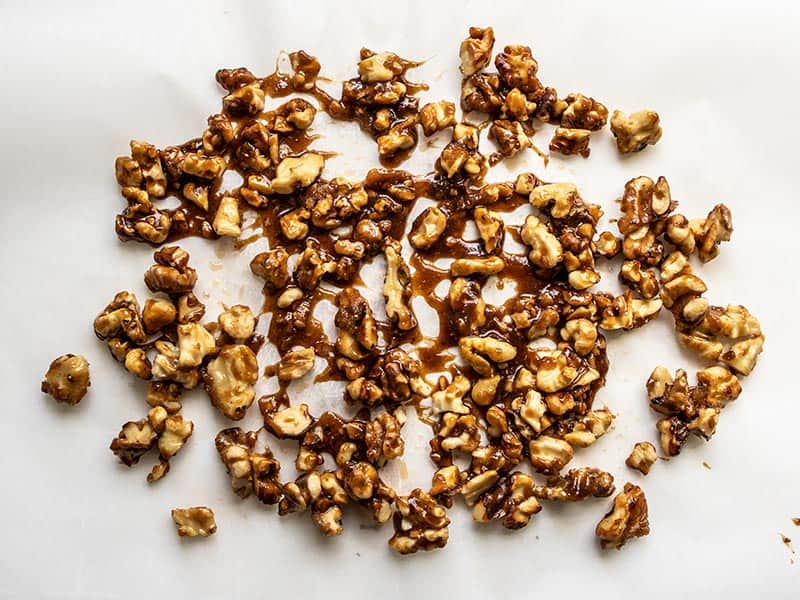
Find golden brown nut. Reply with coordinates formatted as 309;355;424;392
389;489;450;554
383;239;417;331
626;442;658;475
459;26;495;76
41;354;90;405
278;347;316;381
419;101;456;136
596;483;650;549
171;507;217;537
409;206;447;250
610;109;662;154
550;127;591;158
561;93;609;131
218;305;256;340
204;345;258;420
142;298;177;334
213;195;241;237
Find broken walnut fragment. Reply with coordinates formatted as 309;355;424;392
595;483;650;549
41;354;90;405
171;507;217;538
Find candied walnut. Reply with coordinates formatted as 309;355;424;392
437;123;487;179
93;291;146;344
144;246;197;295
389;489;450;555
357;50;408;82
626;442;657;475
526;182;578;219
171;507;217;538
147;381;182;414
432;375;472;415
181;153;226;180
176;293;206;324
656;416;689;456
277;287;303;308
563;408;615;447
692;204;733;263
215;427;258;497
152;341;201;389
677;304;765;375
450;256;505;277
222;83;265;117
383;239;417;331
278;347;316;381
437;413;480;453
158;414;193;460
218;305;256;341
534;348;599;393
274;98;316;131
596;483;650;549
597;291;662;331
419;101;456;136
305;178;368;229
503;87;536;121
620;259;659;299
41;354;90;405
472;472;542;529
110;418;156;466
288;50;321;91
462;470;500;505
204;345;258;420
409;206;447;250
528;436;574;474
115;156;142;188
459;335;517;376
550;127;591;158
448;277;487;336
561;94;608;131
595;231;621;259
364;411;405;466
128;140;167;198
459;26;494;76
124;348;152;380
471;375;500;406
489;119;530;157
430;465;463;506
142;298;176;334
619;175;674;235
473;207;504;253
250;247;290;291
495;45;540;93
202;113;234;155
280;210;311;245
213;195;241;237
272;153;325;195
251;448;283;505
262;401;313;439
560;318;598;356
461;73;503;114
335;287;378;358
215;67;256;91
610;109;662;154
377;118;418;162
115;201;172;244
177;323;215;369
521;215;563;268
532;467;615;502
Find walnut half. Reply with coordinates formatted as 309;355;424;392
41;354;90;405
171;506;217;538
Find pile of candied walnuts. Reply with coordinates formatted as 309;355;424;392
41;27;764;551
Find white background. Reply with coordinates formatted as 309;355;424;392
1;0;799;598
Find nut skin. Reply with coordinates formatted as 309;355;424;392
41;354;90;405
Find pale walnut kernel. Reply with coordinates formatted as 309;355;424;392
459;335;517;376
278;347;316;381
521;215;563;268
93;291;147;344
549;127;591;158
124;348;152;380
152;341;200;389
158;415;193;460
181;153;226;180
626;442;657;475
431;374;471;415
271;153;325;194
596;483;650;549
41;354;91;405
204;345;258;420
459;26;495;76
171;507;217;538
610;109;662;154
560;318;598;356
279;208;310;240
409;206;447;250
147;381;182;414
438;413;480;452
213;195;241;237
472;472;542;529
450;256;505;277
527;182;578;219
595;231;621;259
222;82;265;117
218;305;256;341
377;118;418;162
358;51;407;82
691;204;733;263
461;470;500;506
419;101;456;136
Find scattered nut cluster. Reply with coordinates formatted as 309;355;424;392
44;27;763;551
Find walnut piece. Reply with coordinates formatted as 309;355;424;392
218;305;256;341
41;354;90;405
171;507;217;538
626;442;658;475
610;109;662;154
549;127;591;158
596;483;650;549
460;26;495;76
278;347;316;381
389;489;450;554
383;239;417;331
204;345;258;420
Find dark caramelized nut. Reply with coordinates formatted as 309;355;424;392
596;483;650;549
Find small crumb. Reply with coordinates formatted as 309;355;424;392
792;518;800;526
702;461;711;470
780;533;795;555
